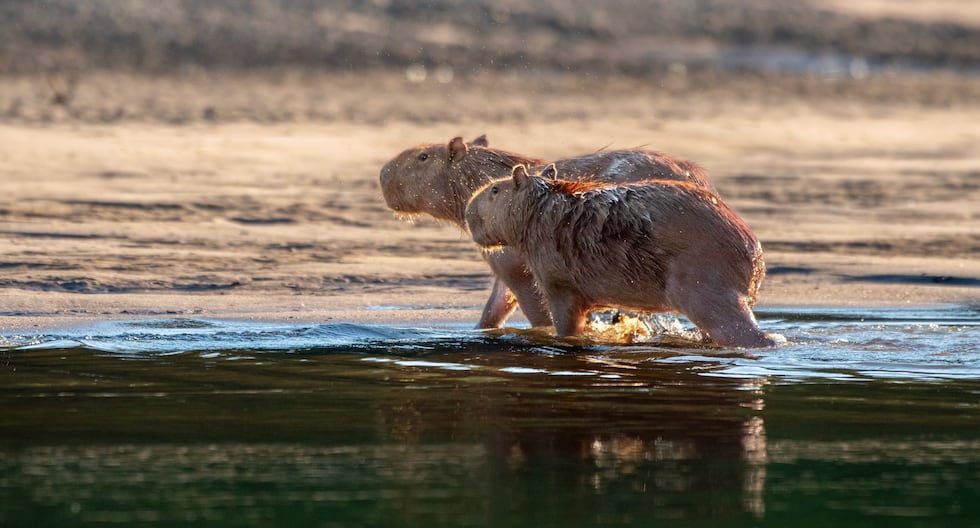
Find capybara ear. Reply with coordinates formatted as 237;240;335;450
447;136;468;163
470;134;489;147
512;164;530;188
541;163;558;179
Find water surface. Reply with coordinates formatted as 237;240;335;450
1;306;978;527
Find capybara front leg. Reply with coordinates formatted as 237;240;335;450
509;280;553;328
477;278;518;329
547;291;588;337
485;249;553;327
683;292;775;348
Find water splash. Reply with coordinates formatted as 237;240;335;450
1;305;978;382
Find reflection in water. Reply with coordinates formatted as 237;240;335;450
8;443;491;525
741;416;767;516
356;352;773;524
581;415;768;518
1;306;979;526
0;346;771;524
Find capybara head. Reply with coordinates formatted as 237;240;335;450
380;135;541;226
466;163;557;248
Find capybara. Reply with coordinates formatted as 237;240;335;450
379;135;714;330
465;164;774;348
380;135;714;223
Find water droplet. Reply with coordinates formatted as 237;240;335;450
405;64;427;83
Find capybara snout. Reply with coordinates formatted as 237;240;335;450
379;136;541;223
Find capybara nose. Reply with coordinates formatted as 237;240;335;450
379;162;392;187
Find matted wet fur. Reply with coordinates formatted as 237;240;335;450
380;135;715;329
465;164;774;348
380;135;541;224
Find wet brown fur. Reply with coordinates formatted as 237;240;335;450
380;137;541;224
379;135;718;330
547;177;618;196
380;137;714;227
552;150;714;193
466;166;773;347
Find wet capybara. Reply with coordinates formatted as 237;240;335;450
465;164;774;348
380;135;715;329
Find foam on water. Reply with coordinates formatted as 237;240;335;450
1;319;471;356
1;305;977;383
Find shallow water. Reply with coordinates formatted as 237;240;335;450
1;306;978;527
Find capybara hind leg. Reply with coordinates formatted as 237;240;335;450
547;291;589;337
485;249;553;327
477;278;518;329
682;292;775;348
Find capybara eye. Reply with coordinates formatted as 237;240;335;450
417;152;429;161
490;185;499;195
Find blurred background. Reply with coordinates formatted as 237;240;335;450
0;0;977;311
2;0;978;123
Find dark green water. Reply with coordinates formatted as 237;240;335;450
1;306;978;527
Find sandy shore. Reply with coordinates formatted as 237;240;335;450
1;69;977;334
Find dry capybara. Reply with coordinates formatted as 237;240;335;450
465;164;774;348
380;135;715;330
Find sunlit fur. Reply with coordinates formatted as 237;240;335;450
552;150;714;194
379;136;719;330
466;166;773;347
380;140;714;227
379;139;540;225
546;178;607;196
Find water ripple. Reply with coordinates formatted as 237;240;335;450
1;305;978;383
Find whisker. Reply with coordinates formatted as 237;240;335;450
394;212;420;224
479;245;507;254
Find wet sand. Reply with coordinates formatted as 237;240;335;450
2;70;977;334
1;0;978;333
